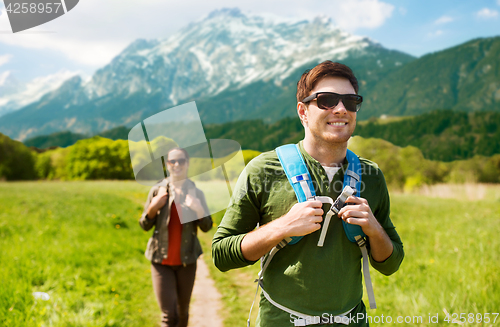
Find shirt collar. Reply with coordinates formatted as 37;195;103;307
297;140;349;170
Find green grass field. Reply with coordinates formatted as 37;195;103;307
0;181;156;327
1;181;499;326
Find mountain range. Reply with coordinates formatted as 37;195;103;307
0;70;80;117
0;8;499;141
364;36;500;118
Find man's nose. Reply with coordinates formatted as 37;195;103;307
332;100;348;114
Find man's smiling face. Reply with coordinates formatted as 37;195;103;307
299;76;357;146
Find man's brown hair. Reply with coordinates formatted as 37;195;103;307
296;61;359;102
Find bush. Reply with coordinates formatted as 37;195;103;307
349;136;500;188
0;133;37;180
65;136;134;180
35;152;52;179
445;155;500;184
348;136;449;190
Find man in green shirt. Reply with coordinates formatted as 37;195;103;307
212;61;404;326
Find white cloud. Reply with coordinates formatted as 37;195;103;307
0;0;395;69
0;71;12;86
331;0;395;31
0;70;81;113
0;2;132;67
0;54;12;66
476;8;499;19
434;15;454;25
498;0;500;6
428;30;444;37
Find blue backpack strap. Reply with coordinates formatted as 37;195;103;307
342;149;366;243
276;144;316;244
343;150;376;309
276;144;316;202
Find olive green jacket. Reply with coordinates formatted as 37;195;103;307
140;178;212;265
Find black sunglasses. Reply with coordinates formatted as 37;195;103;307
302;92;363;112
167;158;187;165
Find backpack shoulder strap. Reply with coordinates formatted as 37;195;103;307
341;150;366;243
342;151;376;309
344;149;362;194
276;144;316;201
276;144;316;245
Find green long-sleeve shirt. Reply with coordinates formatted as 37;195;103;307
212;141;404;326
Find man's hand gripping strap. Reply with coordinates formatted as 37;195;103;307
275;144;316;245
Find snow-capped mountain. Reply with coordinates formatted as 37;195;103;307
0;71;22;96
0;70;81;117
83;8;375;104
0;8;414;140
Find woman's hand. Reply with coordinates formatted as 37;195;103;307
185;193;205;219
146;187;168;219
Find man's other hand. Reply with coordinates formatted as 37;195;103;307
338;196;393;262
337;196;383;238
277;200;324;238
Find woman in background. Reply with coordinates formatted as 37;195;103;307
139;147;212;327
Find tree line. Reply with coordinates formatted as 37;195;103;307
2;132;500;190
354;110;500;161
23;110;500;163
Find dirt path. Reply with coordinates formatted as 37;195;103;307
188;256;223;327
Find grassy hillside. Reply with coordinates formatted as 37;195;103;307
205;117;304;151
362;36;500;119
24;131;88;149
23;127;133;150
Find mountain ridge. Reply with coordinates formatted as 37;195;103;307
6;10;500;141
0;8;414;140
362;36;500;118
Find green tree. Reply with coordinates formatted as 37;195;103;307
65;136;134;180
0;133;37;180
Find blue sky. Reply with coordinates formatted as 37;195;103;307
0;0;499;82
364;0;500;56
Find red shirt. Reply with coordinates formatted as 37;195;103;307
162;201;183;266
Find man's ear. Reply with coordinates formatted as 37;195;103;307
297;102;308;126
